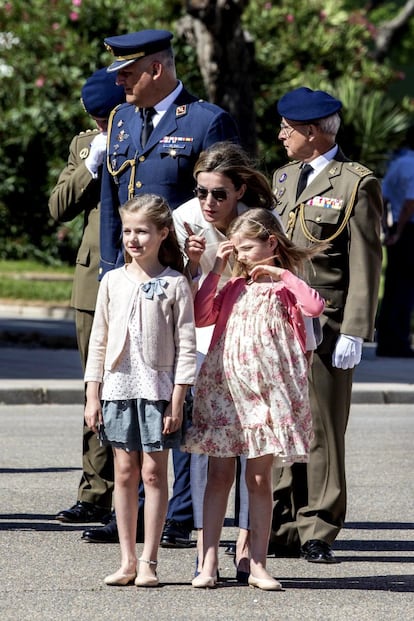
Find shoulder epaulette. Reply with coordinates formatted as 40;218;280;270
276;160;300;172
344;162;373;178
78;129;97;136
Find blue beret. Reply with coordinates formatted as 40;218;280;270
81;68;125;118
277;87;342;121
104;29;173;72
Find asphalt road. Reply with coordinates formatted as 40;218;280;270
0;403;413;621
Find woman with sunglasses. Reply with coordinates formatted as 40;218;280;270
172;141;277;583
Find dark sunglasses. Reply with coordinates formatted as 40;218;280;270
193;187;229;202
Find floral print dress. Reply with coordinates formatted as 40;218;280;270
183;282;314;466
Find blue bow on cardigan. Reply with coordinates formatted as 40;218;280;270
140;278;167;299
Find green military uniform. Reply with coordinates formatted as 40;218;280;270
49;129;114;510
271;149;382;546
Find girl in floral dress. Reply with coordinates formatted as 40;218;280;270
183;208;324;590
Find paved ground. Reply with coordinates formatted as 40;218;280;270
0;311;413;405
0;308;413;620
0;403;413;621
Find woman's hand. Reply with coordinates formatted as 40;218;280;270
183;222;206;277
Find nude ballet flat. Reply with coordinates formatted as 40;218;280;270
248;575;282;591
134;557;159;587
104;571;136;586
191;574;217;588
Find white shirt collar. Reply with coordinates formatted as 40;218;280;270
152;81;183;126
307;144;338;181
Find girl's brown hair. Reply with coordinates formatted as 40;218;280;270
227;208;326;278
119;194;184;273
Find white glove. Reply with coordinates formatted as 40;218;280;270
85;132;107;178
332;334;363;369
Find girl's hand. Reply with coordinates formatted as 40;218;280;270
162;401;183;435
212;240;234;275
249;264;286;281
84;398;102;434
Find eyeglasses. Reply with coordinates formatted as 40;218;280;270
279;122;309;138
193;187;229;202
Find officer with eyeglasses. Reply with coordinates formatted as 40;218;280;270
269;87;383;564
87;28;239;550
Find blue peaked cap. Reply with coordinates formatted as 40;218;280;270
81;68;125;118
104;29;173;72
277;87;342;121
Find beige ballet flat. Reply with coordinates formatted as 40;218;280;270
248;575;282;591
104;571;136;586
191;574;217;588
135;557;159;587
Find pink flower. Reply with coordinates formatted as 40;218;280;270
35;76;45;88
72;0;82;5
286;13;294;23
4;2;12;13
52;22;60;31
69;11;79;21
264;2;272;9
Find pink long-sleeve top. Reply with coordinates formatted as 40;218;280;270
194;269;325;354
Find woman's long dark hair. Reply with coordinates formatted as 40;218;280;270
193;141;276;210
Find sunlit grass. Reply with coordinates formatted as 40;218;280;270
0;260;74;303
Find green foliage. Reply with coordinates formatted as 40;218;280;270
243;0;413;173
0;0;186;263
333;78;411;175
1;0;414;264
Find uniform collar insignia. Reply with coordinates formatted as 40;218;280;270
176;104;187;117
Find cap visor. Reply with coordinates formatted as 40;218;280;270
107;58;136;72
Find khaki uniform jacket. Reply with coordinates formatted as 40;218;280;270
48;129;101;311
272;148;383;351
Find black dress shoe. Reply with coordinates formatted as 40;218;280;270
300;539;340;564
82;517;144;543
160;519;192;548
267;541;301;558
55;501;112;524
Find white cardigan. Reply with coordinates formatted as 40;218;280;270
84;266;197;386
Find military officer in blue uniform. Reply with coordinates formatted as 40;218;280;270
99;28;240;277
88;29;240;548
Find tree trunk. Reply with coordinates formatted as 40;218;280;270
372;0;414;61
178;0;257;154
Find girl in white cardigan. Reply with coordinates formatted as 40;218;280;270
84;194;196;587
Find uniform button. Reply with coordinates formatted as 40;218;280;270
136;181;143;188
139;156;145;162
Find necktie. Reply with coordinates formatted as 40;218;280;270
141;107;156;147
296;163;313;200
